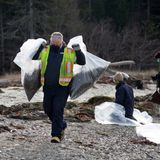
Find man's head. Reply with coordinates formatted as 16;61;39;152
113;72;124;84
50;32;63;47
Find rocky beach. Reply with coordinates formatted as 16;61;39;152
0;78;160;160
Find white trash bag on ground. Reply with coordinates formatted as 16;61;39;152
67;36;110;99
14;38;46;101
133;108;153;125
95;102;142;126
95;102;160;144
136;123;160;144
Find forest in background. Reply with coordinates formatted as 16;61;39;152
1;0;160;74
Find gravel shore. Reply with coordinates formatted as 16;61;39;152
0;115;160;160
0;83;160;160
0;83;155;107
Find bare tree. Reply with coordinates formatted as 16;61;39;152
85;21;160;69
147;0;150;21
0;0;17;73
0;3;5;73
29;0;34;38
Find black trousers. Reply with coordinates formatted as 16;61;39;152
43;87;69;136
124;106;133;118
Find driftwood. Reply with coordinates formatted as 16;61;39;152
109;60;135;67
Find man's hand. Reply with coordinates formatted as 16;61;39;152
72;44;80;51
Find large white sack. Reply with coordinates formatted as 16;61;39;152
14;38;46;70
136;123;160;144
95;102;152;126
95;102;160;144
133;108;153;124
22;60;41;101
95;102;140;126
13;38;46;101
67;36;110;99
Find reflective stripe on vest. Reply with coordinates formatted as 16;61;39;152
38;46;50;77
59;47;75;86
65;61;72;73
38;45;75;86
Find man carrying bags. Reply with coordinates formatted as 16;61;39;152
33;32;86;143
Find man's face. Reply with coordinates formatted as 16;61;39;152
50;35;63;47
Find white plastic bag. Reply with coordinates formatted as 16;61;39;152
14;38;46;69
22;61;41;101
13;38;46;101
133;108;153;124
95;101;160;144
67;36;110;99
136;123;160;144
95;102;153;126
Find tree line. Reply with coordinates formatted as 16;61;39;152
0;0;160;74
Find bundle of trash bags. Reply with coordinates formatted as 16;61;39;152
13;36;110;101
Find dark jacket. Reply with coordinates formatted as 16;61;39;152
115;81;134;118
152;72;160;88
33;44;86;92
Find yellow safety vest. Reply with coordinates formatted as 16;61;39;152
38;45;76;86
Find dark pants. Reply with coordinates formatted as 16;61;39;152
124;106;133;119
124;107;137;120
43;88;69;136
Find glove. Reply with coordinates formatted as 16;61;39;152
72;44;80;51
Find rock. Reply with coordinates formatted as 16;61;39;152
65;102;79;109
0;80;21;88
0;89;4;93
75;111;93;122
0;125;11;133
130;138;158;146
135;101;160;116
10;123;25;130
